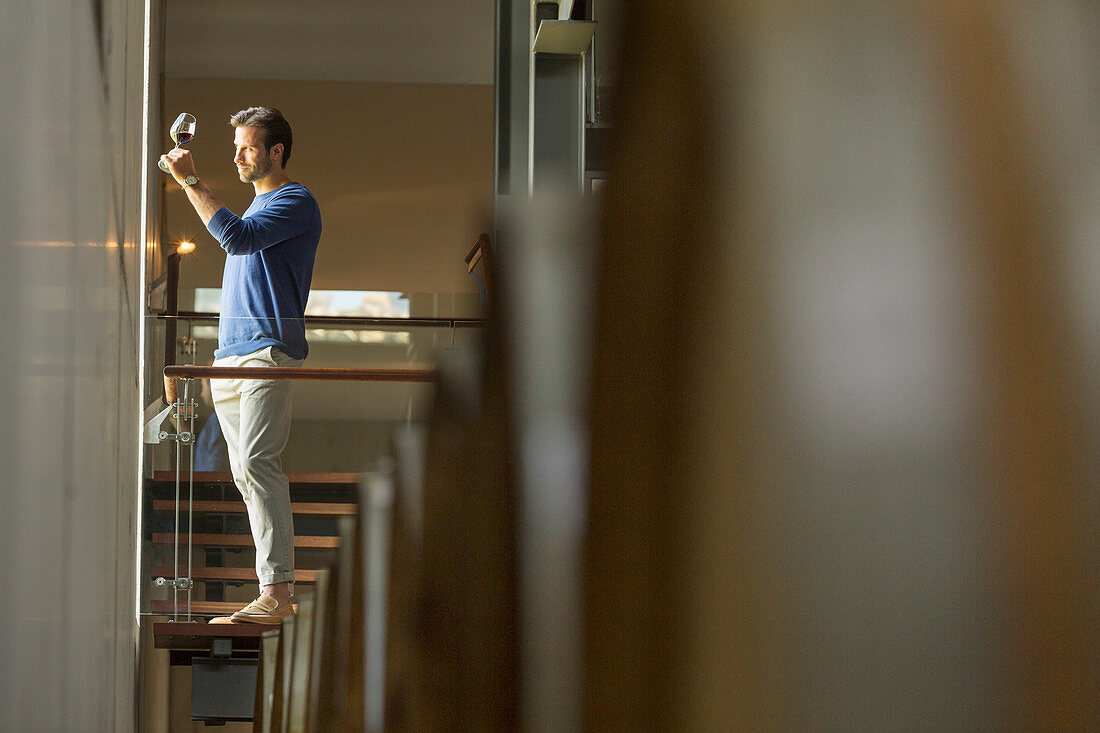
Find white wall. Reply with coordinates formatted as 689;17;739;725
0;0;149;730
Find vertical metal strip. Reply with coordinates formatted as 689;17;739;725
172;394;180;621
185;378;194;622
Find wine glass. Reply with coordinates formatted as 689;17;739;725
158;113;197;173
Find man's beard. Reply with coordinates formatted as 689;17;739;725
240;157;272;183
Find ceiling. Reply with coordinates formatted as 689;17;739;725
165;0;496;85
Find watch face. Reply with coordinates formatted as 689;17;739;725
184;175;198;186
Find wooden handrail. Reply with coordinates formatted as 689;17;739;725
151;600;300;615
163;365;439;382
151;470;364;483
150;565;323;582
466;232;490;273
152;532;340;549
151;499;357;516
159;311;486;328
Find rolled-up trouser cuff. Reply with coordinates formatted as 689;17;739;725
260;570;295;586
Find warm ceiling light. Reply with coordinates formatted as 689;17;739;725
176;241;196;255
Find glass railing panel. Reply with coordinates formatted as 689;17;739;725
450;321;488;356
179;287;488;321
162;315;485;368
142;378;439;619
141;311;480;619
143;313;170;404
174;378;436;474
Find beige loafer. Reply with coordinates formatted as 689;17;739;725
205;596;295;625
229;595;295;625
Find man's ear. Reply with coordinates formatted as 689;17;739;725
271;143;283;161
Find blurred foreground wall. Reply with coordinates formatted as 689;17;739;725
0;0;149;730
585;2;1098;729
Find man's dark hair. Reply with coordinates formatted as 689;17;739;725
230;106;293;168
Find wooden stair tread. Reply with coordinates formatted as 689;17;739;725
150;565;320;582
152;532;340;549
151;499;356;516
153;621;275;650
151;599;296;615
152;470;363;484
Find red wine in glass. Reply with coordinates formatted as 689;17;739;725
158;113;197;173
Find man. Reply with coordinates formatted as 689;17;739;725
162;106;321;624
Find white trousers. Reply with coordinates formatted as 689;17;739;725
210;346;301;586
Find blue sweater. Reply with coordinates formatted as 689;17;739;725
206;182;321;360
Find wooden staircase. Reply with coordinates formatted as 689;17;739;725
147;470;360;638
152;532;342;549
146;462;374;726
146;470;358;606
141;331;516;729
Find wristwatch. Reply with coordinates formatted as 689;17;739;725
182;175;199;187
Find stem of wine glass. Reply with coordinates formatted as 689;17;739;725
159;142;181;173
